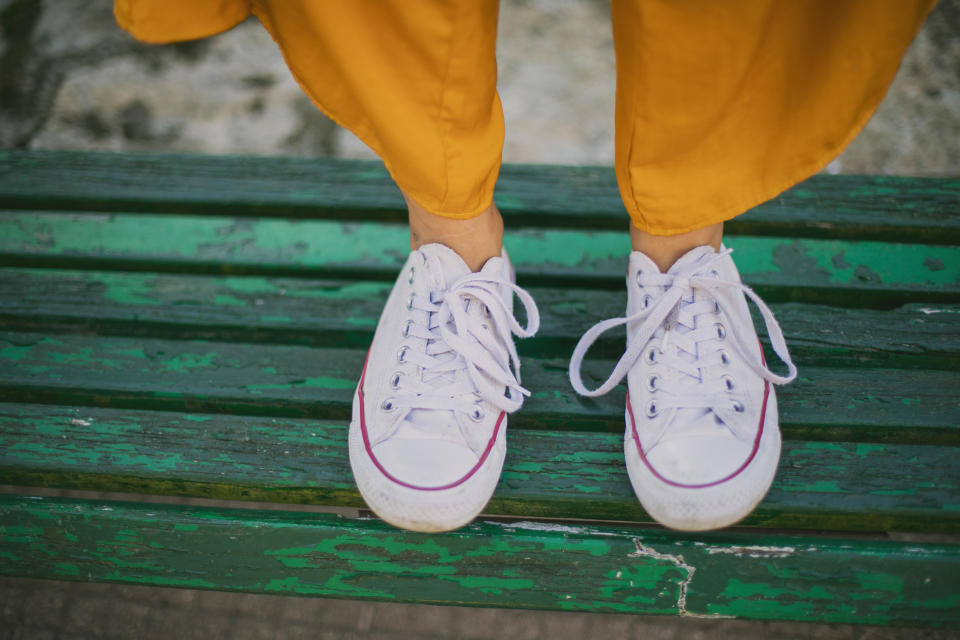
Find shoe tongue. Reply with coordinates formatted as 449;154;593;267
404;407;458;434
667;245;718;276
418;243;473;287
665;246;724;430
480;254;508;279
658;408;725;446
403;244;474;436
628;250;660;276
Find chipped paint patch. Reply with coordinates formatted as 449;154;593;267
705;545;796;558
504;521;585;534
918;307;960;315
628;539;732;619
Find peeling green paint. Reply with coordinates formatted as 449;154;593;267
158;353;218;373
1;154;959;627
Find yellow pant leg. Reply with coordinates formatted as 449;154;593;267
611;0;937;235
114;0;252;43
115;0;504;219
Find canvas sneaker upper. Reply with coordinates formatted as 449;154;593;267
569;245;796;530
349;243;539;532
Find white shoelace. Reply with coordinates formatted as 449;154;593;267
393;270;540;417
569;249;797;419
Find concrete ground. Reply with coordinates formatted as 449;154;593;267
2;1;959;638
4;0;958;174
4;573;960;640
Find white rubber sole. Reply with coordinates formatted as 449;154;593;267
348;387;505;533
624;390;782;532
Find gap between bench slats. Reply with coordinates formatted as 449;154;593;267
1;150;957;242
1;268;957;369
1;332;957;443
1;213;958;307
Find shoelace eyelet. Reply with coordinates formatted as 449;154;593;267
642;294;652;309
408;267;415;284
635;269;643;286
732;400;745;413
469;404;485;422
645;348;657;365
722;374;735;391
381;398;396;412
406;294;415;311
646;400;659;418
390;372;403;390
719;350;730;366
396;346;409;363
716;324;726;340
647;375;659;392
401;319;413;337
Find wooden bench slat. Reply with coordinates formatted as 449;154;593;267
2;150;956;622
2;494;958;626
1;150;958;242
2;212;958;306
2;267;958;369
2;332;957;443
2;404;957;532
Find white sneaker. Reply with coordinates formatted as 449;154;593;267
349;243;539;532
569;246;796;531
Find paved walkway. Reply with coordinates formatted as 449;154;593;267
3;575;959;640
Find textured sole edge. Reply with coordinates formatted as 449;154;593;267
348;387;505;533
624;391;782;532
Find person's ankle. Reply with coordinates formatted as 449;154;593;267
629;221;723;273
404;193;504;272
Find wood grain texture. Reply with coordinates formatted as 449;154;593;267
1;495;958;626
1;332;957;442
1;150;958;242
2;212;958;306
1;404;957;532
1;267;957;369
2;150;958;620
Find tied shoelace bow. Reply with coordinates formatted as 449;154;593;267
394;269;540;417
569;249;797;423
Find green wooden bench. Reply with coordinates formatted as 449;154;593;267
1;150;958;627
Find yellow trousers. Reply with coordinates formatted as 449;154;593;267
115;0;934;235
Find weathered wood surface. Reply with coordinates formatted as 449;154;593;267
2;212;958;306
0;150;958;624
2;495;958;626
1;404;957;532
2;268;958;369
1;150;958;242
2;331;958;442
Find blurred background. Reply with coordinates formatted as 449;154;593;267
2;0;958;176
2;1;959;639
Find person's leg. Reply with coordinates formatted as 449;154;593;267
115;0;251;43
251;0;507;269
571;0;935;531
251;0;538;533
117;0;535;533
629;222;722;274
612;0;935;251
406;195;504;272
120;0;507;269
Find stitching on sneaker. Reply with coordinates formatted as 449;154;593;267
626;379;769;489
357;350;506;492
